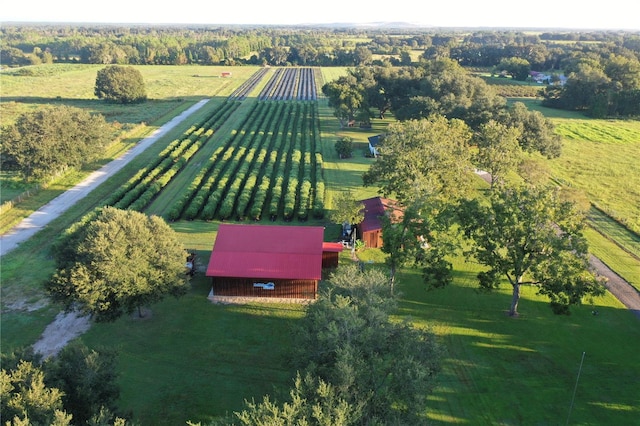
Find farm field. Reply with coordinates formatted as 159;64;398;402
1;64;639;425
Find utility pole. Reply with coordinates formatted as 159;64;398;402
565;351;586;425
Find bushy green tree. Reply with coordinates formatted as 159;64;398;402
1;360;72;426
234;373;359;426
47;207;189;322
321;74;366;127
381;196;457;293
496;57;531;81
473;119;522;188
334;136;354;159
501;102;562;158
1;106;114;181
328;190;364;229
44;343;120;425
363;114;473;204
291;265;442;424
95;65;147;104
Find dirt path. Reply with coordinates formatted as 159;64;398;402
590;255;640;319
1;100;209;357
32;311;92;358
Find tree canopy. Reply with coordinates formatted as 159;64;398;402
327;190;365;228
94;65;147;104
1;345;128;426
1;360;72;426
47;207;189;322
290;264;442;424
473;119;522;188
363;115;474;204
381;196;458;293
0;106;115;181
44;343;120;425
459;185;605;316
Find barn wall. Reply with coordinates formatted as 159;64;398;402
211;277;317;299
361;228;382;249
322;251;339;268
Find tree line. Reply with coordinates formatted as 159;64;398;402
3;24;639;116
2;24;637;68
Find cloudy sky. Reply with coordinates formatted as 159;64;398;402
2;0;637;30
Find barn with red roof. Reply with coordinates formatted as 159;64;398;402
206;223;341;300
357;197;403;249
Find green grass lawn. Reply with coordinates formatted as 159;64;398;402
79;279;305;426
393;256;640;425
548;118;640;235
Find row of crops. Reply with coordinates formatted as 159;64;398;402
168;100;324;222
258;67;318;101
228;67;319;101
228;68;270;100
103;100;241;211
103;67;325;222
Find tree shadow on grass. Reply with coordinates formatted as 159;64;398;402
394;267;640;425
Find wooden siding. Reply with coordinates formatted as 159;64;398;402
360;227;383;249
322;251;339;268
211;277;317;299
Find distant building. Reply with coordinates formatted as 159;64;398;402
368;134;382;157
530;71;566;86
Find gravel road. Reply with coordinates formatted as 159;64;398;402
590;255;640;319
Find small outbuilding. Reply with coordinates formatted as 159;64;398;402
368;135;382;157
356;197;403;249
206;224;341;300
322;242;344;268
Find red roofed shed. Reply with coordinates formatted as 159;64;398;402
206;224;336;299
357;197;403;249
322;242;344;268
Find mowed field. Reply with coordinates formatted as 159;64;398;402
1;65;639;425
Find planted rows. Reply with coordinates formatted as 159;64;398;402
258;67;318;101
104;100;241;212
172;100;325;222
228;68;270;100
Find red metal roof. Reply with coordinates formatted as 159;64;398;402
206;224;325;280
359;197;403;232
322;242;344;252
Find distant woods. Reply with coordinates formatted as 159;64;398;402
2;25;639;116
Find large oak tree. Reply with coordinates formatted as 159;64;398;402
47;207;189;322
291;265;442;424
95;65;147;104
459;185;605;316
1;106;114;181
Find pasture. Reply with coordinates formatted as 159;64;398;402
1;64;639;425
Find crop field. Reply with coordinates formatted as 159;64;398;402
1;64;639;425
99;67;326;222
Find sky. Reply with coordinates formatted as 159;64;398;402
2;0;638;30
